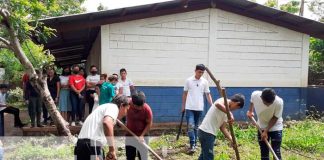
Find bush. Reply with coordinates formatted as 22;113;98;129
7;87;24;104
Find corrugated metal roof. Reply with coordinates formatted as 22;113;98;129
40;0;324;66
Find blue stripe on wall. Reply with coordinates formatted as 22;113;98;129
136;86;308;123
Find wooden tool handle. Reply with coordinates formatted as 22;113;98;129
116;119;163;160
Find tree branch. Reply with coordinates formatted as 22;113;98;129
0;36;10;47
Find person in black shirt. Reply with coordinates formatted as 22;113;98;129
25;80;43;128
43;68;60;125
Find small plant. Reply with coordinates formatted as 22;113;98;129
7;87;24;104
305;105;324;121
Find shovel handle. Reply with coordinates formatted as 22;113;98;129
249;117;279;160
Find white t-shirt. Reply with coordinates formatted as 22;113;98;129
184;76;210;111
59;75;69;86
199;98;228;136
251;91;284;131
86;74;100;90
120;78;134;97
78;103;119;145
0;92;7;105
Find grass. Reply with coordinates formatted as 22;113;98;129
3;120;324;160
150;120;324;160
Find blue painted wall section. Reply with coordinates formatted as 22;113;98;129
136;86;308;123
307;86;324;112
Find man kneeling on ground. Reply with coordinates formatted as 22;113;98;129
74;95;130;160
198;94;245;160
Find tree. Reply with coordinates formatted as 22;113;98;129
309;37;324;85
309;0;324;22
264;0;278;8
97;3;108;11
0;40;55;86
280;1;300;14
0;0;83;138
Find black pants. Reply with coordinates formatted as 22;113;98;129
74;139;105;160
42;104;50;123
85;90;95;114
1;106;23;126
258;130;282;160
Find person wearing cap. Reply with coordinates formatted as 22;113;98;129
181;64;213;153
198;94;245;160
247;88;284;160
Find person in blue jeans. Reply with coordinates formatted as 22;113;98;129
198;94;245;160
181;64;213;154
247;88;284;160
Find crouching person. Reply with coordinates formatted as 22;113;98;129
125;91;153;160
247;88;284;160
198;94;245;160
74;95;130;160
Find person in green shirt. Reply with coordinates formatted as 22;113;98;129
99;75;118;105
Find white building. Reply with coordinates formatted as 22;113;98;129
41;0;324;122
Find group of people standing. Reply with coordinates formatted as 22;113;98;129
22;65;135;127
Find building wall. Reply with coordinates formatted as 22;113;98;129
86;32;101;73
100;9;310;122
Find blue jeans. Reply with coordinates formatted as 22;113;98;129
258;130;282;160
186;109;202;147
70;92;83;121
198;129;216;160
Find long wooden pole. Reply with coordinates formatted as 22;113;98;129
222;89;241;160
205;67;222;96
205;67;240;160
116;119;163;160
249;117;279;160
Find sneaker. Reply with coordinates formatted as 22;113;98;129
71;121;76;126
188;145;196;154
78;121;83;126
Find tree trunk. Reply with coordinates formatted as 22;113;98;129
1;9;73;139
300;0;305;16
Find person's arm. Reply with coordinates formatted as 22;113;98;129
181;91;188;113
118;86;123;95
205;92;213;106
246;103;255;118
140;107;153;142
86;79;96;88
56;81;60;103
69;77;79;93
215;102;234;123
103;116;117;160
78;84;85;93
140;118;152;142
220;122;233;143
130;85;135;92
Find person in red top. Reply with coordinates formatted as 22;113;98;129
126;91;153;160
69;65;86;126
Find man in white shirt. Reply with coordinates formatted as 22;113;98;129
247;88;284;160
74;95;130;160
119;68;135;97
181;64;213;153
198;94;245;160
85;65;100;114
